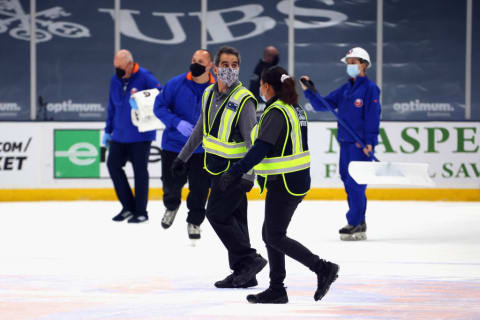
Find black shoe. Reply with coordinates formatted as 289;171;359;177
127;215;148;223
314;260;339;301
339;222;367;241
247;287;288;304
232;255;268;287
112;209;133;222
214;273;258;288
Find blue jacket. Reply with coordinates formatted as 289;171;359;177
105;64;162;143
153;72;215;153
304;76;381;146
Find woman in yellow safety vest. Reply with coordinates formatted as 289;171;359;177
218;66;339;304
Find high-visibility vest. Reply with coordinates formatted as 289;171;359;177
252;99;310;195
201;83;257;174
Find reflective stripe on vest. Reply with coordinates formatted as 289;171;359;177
253;151;311;175
252;100;310;175
203;136;247;159
201;84;255;159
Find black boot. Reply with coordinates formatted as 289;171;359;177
232;255;267;287
214;273;258;288
246;287;288;304
313;260;339;301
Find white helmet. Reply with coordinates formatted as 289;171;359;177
341;47;371;68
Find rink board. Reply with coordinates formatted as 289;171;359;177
0;122;479;201
1;187;480;202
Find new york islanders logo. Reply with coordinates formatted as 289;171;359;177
354;98;364;108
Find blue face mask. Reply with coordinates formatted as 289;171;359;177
347;64;360;78
259;85;267;102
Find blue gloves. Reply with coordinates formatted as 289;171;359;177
176;120;194;137
129;98;138;110
102;133;112;147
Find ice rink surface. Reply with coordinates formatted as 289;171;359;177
0;200;479;320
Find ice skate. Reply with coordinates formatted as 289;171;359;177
127;214;148;223
161;207;179;229
339;222;367;241
187;223;201;239
112;209;133;222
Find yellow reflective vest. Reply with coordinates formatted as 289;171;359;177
201;83;257;174
252;99;311;196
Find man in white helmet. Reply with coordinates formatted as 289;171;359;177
299;47;381;241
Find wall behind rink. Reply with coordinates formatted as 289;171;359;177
0;0;478;121
0;122;478;201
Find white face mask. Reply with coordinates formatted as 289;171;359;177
346;64;360;78
217;67;239;87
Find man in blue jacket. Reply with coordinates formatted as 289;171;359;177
153;49;215;240
300;47;381;241
103;49;162;223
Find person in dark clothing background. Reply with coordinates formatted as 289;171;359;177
103;49;162;223
153;49;215;240
219;66;339;304
249;46;279;102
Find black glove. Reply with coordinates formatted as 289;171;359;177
300;77;317;93
218;171;239;192
171;157;187;177
239;178;254;193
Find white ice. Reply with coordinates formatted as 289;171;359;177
0;200;479;320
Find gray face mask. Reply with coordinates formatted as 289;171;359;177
217;67;239;87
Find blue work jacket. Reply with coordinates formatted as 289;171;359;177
105;63;162;143
153;72;215;153
304;76;381;146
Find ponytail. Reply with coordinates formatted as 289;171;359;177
261;66;298;105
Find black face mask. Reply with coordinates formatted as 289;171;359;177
271;54;279;66
189;63;206;77
115;68;126;79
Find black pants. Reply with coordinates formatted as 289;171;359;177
206;175;257;271
263;180;320;289
107;140;151;216
161;150;210;226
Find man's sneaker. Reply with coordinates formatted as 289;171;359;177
232;255;268;287
161;208;179;229
187;223;201;240
214;273;258;288
112;209;133;222
314;260;339;301
339;222;367;241
127;215;148;223
246;287;288;304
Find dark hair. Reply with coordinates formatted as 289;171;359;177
214;46;241;66
359;58;369;68
261;66;298;105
